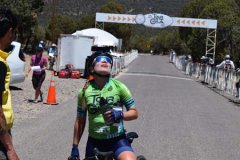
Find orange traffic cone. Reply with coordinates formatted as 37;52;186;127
44;72;58;105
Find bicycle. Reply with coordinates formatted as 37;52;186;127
68;132;146;160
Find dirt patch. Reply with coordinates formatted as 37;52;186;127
10;53;86;124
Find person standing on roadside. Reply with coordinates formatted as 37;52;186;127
216;54;235;71
235;60;240;97
68;51;138;160
39;40;46;50
0;7;20;160
48;43;57;71
27;44;48;103
216;54;235;90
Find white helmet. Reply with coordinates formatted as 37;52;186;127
225;54;230;59
52;43;56;47
201;56;206;60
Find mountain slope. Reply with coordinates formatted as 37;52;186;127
42;0;192;18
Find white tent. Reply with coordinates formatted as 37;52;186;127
72;28;119;47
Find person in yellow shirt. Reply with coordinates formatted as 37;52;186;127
0;8;19;160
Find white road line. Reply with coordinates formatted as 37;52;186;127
118;72;193;81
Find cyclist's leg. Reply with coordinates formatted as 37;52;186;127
85;137;113;158
113;138;136;160
85;137;95;158
117;151;136;160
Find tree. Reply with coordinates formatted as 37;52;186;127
46;14;77;41
99;0;133;50
179;0;240;63
201;0;240;62
1;0;44;52
129;35;151;53
76;15;95;30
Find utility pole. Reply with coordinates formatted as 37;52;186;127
51;0;56;43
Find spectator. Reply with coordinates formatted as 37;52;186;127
235;61;240;97
39;40;46;50
27;44;48;103
0;7;20;160
216;54;235;91
48;43;57;71
48;43;57;57
185;55;193;76
169;49;176;63
199;56;210;82
216;54;235;70
150;49;153;55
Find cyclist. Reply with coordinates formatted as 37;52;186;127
69;51;138;160
216;54;235;71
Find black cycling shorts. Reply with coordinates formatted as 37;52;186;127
32;70;46;90
85;135;134;159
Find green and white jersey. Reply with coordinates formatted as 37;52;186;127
77;78;136;140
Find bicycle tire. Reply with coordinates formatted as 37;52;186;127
137;155;147;160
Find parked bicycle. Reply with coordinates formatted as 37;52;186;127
68;132;146;160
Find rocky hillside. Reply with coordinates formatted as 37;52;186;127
41;0;192;19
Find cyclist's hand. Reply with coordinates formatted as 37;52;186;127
68;144;80;160
103;110;112;124
104;109;123;123
111;109;123;123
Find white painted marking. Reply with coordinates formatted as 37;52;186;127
119;72;193;81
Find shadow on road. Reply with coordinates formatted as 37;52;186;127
10;86;23;91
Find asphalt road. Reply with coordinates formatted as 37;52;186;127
13;55;240;160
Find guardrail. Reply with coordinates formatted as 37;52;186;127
171;54;240;99
123;49;138;67
111;50;138;76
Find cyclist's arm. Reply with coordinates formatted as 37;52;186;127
72;91;87;145
72;116;86;145
119;82;138;121
123;107;138;121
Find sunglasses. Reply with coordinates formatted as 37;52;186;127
94;56;112;64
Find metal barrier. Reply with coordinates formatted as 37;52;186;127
111;50;138;76
173;56;240;98
112;56;122;76
123;49;138;67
